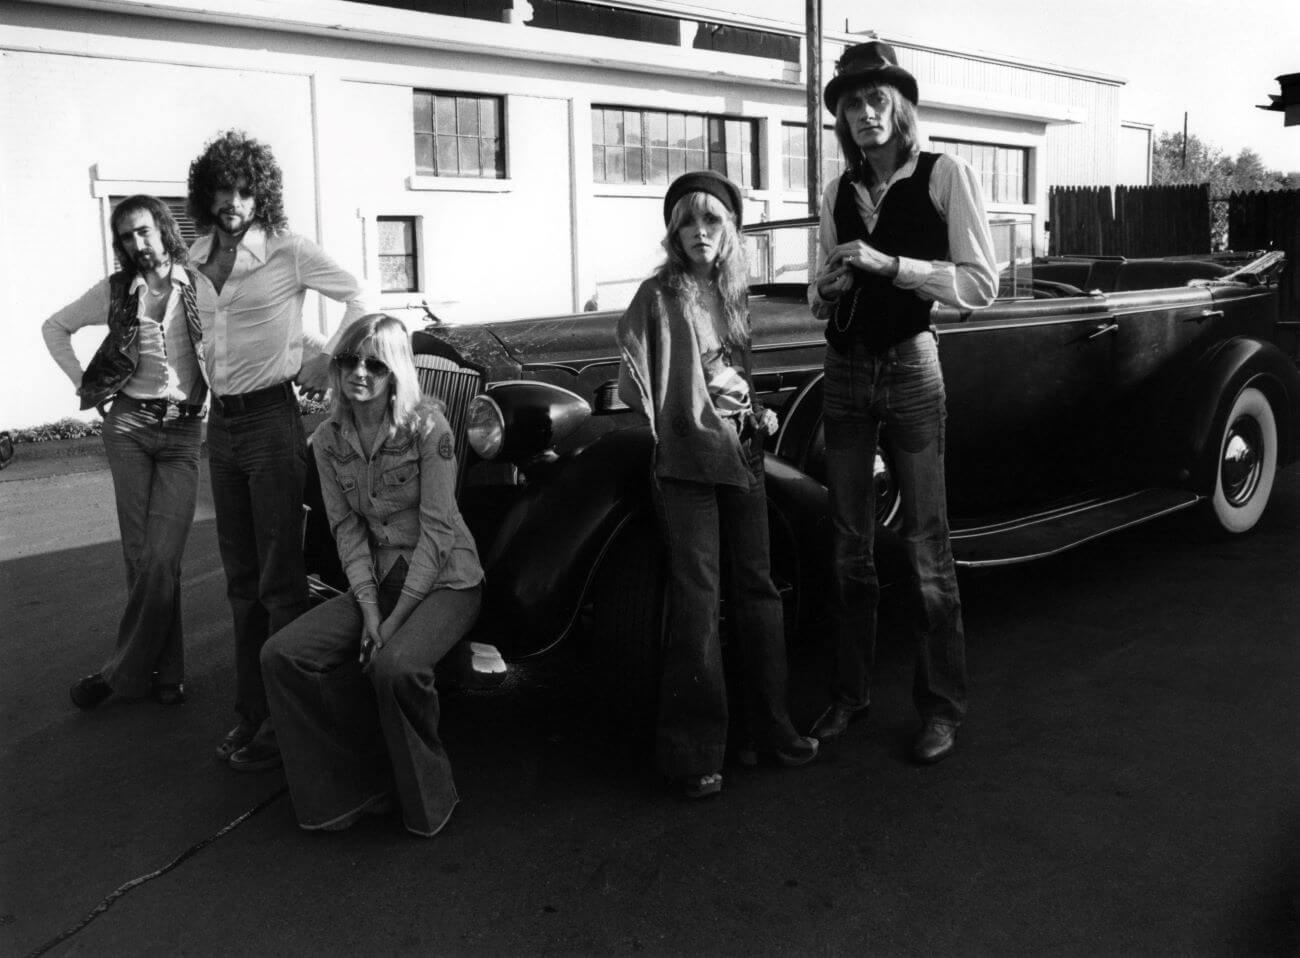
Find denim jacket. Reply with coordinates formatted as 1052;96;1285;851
312;405;483;604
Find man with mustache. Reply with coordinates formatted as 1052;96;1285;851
43;195;207;711
187;130;371;772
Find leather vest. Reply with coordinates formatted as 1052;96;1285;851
78;268;208;410
827;152;947;354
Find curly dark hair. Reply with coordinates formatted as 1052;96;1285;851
110;195;189;274
187;129;288;234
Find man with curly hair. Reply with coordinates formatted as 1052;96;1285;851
42;195;207;711
187;129;372;772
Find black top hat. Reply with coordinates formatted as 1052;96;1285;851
823;41;919;113
662;170;743;227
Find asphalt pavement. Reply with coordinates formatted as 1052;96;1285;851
1;441;1297;956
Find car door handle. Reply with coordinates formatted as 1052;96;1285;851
1184;308;1224;323
1087;323;1119;340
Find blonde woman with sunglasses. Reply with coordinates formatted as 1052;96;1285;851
260;313;483;836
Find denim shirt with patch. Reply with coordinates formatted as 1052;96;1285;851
312;407;483;604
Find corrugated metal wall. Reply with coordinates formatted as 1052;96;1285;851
897;45;1122;187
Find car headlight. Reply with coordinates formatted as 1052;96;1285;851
466;382;591;462
467;394;505;460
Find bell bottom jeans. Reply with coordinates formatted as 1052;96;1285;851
99;396;202;696
652;460;804;780
261;560;481;836
207;391;311;728
822;333;967;726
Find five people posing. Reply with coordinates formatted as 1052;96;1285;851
43;41;996;828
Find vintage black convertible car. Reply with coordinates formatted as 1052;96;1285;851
303;217;1299;709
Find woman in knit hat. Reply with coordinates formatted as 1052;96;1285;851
617;170;818;799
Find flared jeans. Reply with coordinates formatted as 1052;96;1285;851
261;560;481;836
99;395;202;696
652;458;804;779
822;333;968;726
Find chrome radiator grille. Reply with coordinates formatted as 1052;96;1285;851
414;353;484;479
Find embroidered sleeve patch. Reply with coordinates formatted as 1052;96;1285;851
437;432;454;460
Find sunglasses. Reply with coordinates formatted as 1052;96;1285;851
334;353;390;376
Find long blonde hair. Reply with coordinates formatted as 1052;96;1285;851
328;313;438;431
657;190;750;346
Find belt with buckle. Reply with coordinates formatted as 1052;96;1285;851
212;381;295;416
120;395;204;420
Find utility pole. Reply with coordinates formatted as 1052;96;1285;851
806;0;823;215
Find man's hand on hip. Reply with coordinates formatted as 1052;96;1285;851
295;353;332;400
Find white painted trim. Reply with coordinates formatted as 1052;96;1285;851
406;175;513;194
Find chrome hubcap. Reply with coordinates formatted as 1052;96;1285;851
1220;416;1263;507
874;450;898;524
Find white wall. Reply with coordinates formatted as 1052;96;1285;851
1;1;1130;429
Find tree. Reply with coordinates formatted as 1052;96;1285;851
1152;132;1229;192
1153;132;1294;196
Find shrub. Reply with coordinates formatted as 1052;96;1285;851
12;417;103;443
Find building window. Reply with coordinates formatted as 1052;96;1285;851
781;123;846;191
931;138;1028;204
413;90;505;178
592;107;760;188
378;216;419;293
108;195;197;273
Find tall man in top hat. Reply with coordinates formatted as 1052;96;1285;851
808;42;997;763
187;129;372;771
42;195;207;710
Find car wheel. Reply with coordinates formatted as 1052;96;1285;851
803;422;902;527
1207;385;1277;534
588;512;666;736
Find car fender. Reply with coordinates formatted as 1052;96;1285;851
1183;337;1300;492
475;425;654;659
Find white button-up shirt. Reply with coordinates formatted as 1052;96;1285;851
41;264;201;401
809;151;998;315
190;226;371;396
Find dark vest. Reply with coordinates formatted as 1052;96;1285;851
827;152;947;354
78;268;207;410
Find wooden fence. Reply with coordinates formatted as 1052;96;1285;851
1227;189;1300;327
1048;184;1211;256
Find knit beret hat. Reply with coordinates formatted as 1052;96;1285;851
662;170;743;227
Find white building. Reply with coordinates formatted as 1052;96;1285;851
1;0;1133;429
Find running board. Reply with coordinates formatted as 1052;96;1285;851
951;488;1201;567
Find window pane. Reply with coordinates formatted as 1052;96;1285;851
413;91;433;134
686;115;705;152
592;144;606;181
415;133;435;174
607;146;626;182
647;147;669;184
685;150;706;173
668;113;685;149
647;112;667;147
458;137;481;176
605;110;624;146
436;136;459;174
435;97;457;134
378;218;411;254
626;145;644;183
479;100;497;138
625;111;642;148
457;98;479;136
380;257;414;293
